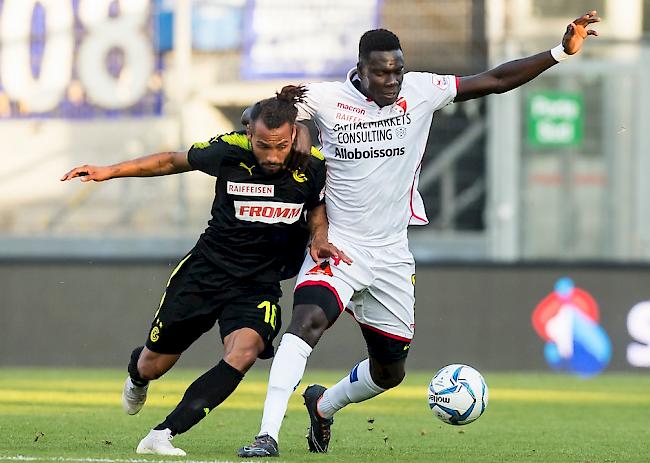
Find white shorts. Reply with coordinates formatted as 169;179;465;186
294;234;415;341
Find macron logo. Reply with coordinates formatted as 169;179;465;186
336;102;366;115
234;201;303;224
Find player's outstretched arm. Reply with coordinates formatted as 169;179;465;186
455;10;600;102
60;152;193;182
307;204;352;265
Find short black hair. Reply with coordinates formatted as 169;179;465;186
358;29;401;62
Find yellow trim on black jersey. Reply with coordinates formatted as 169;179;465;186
192;140;212;149
220;131;323;160
157;253;193;310
310;146;324;160
221;133;252;151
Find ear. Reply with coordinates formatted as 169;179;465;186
246;123;253;140
291;125;297;143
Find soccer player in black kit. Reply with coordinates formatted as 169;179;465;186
61;86;349;456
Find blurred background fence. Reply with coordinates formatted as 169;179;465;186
2;0;650;373
3;0;650;261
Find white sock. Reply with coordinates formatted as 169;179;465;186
317;359;386;419
259;333;312;442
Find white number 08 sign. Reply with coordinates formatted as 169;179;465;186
0;0;154;112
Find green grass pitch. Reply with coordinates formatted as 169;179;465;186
1;368;649;463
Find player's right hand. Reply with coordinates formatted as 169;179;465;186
562;10;600;55
309;234;353;265
60;165;112;182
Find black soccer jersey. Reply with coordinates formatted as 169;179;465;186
187;131;326;283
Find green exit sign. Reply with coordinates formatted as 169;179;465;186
527;91;584;148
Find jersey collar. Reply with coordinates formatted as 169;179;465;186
346;67;375;104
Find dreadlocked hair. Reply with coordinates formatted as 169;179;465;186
249;85;311;172
249;85;307;130
358;29;401;62
276;85;307;105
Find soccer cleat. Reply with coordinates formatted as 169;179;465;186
136;428;186;456
237;433;279;458
122;376;148;415
303;384;333;453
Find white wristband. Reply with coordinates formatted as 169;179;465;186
550;44;570;62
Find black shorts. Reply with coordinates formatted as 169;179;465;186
145;250;282;359
361;324;411;363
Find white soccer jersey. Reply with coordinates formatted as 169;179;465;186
297;68;457;246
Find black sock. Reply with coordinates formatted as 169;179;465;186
154;360;244;435
128;346;149;387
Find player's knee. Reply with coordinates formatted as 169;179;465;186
137;359;165;381
223;347;258;373
287;304;329;346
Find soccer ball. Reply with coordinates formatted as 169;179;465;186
428;364;488;425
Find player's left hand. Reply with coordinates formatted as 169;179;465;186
285;123;313;172
310;234;352;265
562;10;600;55
293;123;312;155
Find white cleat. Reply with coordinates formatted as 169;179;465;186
136;428;186;456
122;376;148;415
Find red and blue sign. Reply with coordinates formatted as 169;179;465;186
532;277;611;377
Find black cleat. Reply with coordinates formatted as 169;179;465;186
237;433;279;458
303;384;333;453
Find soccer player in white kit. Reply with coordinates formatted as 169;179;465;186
239;10;600;457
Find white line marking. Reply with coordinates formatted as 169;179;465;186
0;456;269;463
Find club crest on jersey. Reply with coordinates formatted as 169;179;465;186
306;260;334;277
395;97;407;113
433;75;450;90
234;201;303;224
227;181;274;197
394;127;407;139
239;162;255;176
292;170;308;183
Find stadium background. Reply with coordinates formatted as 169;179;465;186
1;0;650;375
